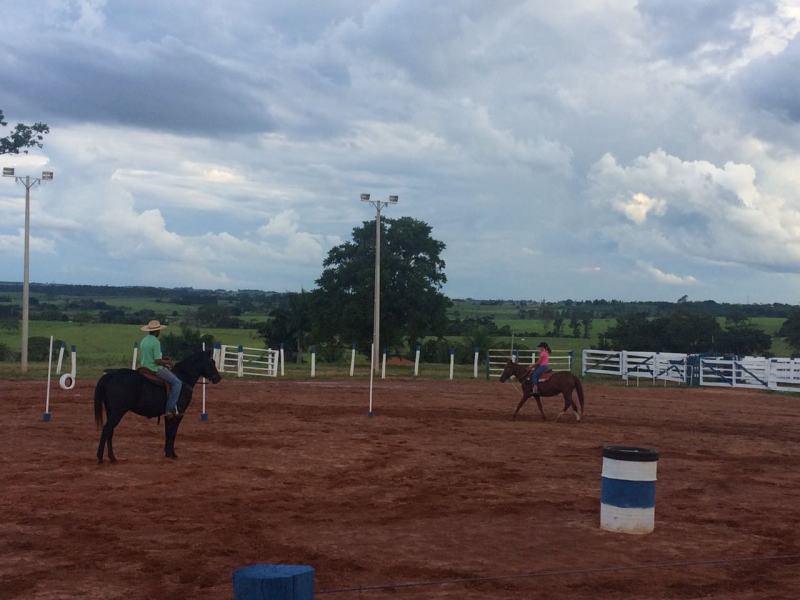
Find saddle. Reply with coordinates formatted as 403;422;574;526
136;367;171;398
534;368;554;384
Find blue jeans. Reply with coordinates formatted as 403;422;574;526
530;364;549;387
157;367;182;413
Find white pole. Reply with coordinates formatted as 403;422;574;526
311;348;316;378
44;335;53;419
132;342;138;370
449;349;455;380
56;343;65;374
368;343;374;416
473;348;479;378
21;178;31;374
237;345;244;377
279;343;285;376
350;344;356;377
202;342;207;415
414;344;421;377
381;348;387;379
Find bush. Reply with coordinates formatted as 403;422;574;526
160;327;215;361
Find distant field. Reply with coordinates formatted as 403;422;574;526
1;296;795;380
0;321;262;367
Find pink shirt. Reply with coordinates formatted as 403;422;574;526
539;349;550;365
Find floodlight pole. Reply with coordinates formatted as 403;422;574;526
4;169;53;374
361;193;398;373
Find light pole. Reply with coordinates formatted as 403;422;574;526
361;193;398;373
3;167;54;374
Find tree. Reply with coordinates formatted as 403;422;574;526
258;290;313;362
0;110;49;155
314;217;449;353
161;326;215;361
717;320;772;356
778;310;800;354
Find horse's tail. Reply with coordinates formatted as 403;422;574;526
94;375;107;428
574;375;585;413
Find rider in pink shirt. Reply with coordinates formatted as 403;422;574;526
526;341;552;394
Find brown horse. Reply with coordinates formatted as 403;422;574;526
499;360;585;421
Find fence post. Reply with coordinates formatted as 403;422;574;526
568;350;574;373
310;345;316;378
414;344;421;377
279;343;285;376
449;348;455;381
201;341;209;422
473;346;479;378
131;342;139;370
237;345;244;378
381;346;387;379
581;349;587;376
349;342;356;377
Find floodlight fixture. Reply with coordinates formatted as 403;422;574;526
360;193;371;201
42;171;53;181
2;167;14;177
389;195;398;203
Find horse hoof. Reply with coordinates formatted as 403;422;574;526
97;458;103;465
109;457;117;464
165;453;178;460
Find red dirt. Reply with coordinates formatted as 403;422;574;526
1;377;799;599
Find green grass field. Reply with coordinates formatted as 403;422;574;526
1;296;795;381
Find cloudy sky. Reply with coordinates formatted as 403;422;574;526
1;0;800;302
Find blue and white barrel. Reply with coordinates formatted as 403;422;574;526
600;446;658;534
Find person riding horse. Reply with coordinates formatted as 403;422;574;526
139;320;182;418
524;341;552;394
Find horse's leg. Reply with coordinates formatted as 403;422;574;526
96;425;107;464
164;415;182;459
512;393;530;420
105;412;124;463
533;394;546;421
556;391;573;422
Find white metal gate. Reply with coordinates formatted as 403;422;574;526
487;348;572;379
218;344;279;377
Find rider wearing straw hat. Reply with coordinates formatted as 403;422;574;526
139;319;182;418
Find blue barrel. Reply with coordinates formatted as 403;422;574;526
600;446;658;534
233;564;314;600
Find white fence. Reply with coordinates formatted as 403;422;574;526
582;349;800;393
582;350;687;384
218;344;279;378
487;348;573;379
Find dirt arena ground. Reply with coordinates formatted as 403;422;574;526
1;376;799;599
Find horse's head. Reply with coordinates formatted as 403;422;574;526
499;359;518;383
202;348;222;384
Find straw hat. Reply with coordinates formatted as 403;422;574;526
140;319;168;332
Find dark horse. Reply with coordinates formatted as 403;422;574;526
499;360;585;421
94;349;221;463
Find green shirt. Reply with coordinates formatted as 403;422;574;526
139;334;162;371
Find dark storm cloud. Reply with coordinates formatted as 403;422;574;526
739;36;800;123
0;36;274;136
637;0;775;59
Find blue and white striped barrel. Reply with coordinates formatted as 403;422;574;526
600;446;659;534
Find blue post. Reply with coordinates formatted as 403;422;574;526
233;564;314;599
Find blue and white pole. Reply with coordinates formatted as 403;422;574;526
601;446;659;534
